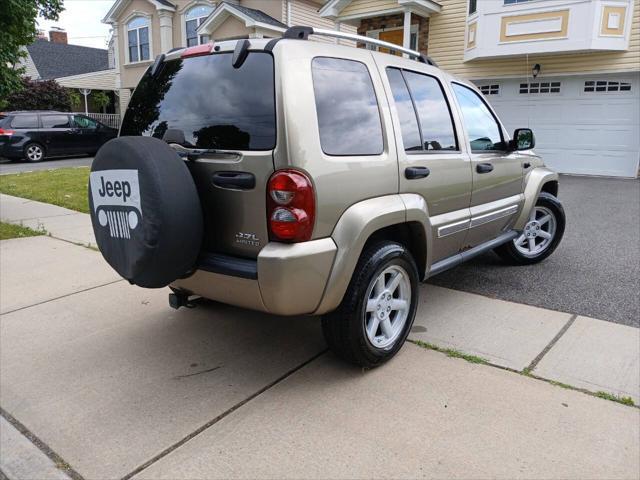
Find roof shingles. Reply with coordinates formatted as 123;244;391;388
26;39;110;80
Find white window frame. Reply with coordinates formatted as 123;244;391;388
365;24;419;52
583;79;633;94
479;84;501;96
125;13;152;65
181;1;214;48
519;81;562;95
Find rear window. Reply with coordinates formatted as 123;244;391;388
11;115;39;129
120;52;276;150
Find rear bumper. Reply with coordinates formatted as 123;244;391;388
0;142;23;159
170;238;337;316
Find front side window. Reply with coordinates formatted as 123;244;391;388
41;115;70;128
121;52;276;150
311;57;383;156
127;16;150;62
73;115;97;129
185;5;213;47
452;83;504;152
11;115;39;129
402;70;457;151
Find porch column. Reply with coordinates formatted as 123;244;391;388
402;10;411;57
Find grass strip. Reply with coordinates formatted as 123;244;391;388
0;222;45;240
0;167;90;213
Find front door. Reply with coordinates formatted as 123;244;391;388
378;30;404;55
450;82;524;247
381;64;472;264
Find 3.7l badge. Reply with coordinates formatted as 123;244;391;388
235;232;260;247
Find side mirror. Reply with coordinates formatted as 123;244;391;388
510;128;535;151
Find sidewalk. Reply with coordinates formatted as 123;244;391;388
1;193;639;479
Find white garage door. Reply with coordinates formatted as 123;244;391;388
475;73;640;177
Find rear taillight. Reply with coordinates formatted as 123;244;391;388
0;128;14;137
267;170;315;242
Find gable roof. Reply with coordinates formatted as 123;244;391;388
103;0;176;23
198;2;287;37
26;39;110;80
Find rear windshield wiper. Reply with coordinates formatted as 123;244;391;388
168;143;240;161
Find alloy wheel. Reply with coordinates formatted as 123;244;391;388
26;145;43;162
514;206;557;257
364;265;412;350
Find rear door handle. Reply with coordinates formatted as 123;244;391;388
212;171;255;190
405;166;430;180
476;163;494;174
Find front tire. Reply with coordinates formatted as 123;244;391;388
495;192;565;265
24;143;45;162
322;241;419;368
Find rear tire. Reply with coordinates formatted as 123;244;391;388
495;192;565;265
322;241;419;368
24;143;45;162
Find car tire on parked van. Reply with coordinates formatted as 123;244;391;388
24;142;45;162
322;241;419;368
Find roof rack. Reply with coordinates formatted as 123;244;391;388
283;26;438;67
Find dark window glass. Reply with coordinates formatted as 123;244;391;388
403;70;457;151
186;19;198;47
11;115;39;129
452;83;504;151
121;52;276;150
386;68;421;151
311;57;383;156
128;29;138;62
73;115;97;129
469;0;477;14
139;27;149;60
41;115;70;128
620;83;631;91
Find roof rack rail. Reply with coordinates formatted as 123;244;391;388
283;26;438;67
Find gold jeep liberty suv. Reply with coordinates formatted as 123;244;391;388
89;27;565;368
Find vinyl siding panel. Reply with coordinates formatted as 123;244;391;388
289;0;357;44
428;0;640;80
56;70;118;90
341;0;398;17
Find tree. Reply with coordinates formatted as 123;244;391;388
92;91;111;113
5;77;73;111
0;0;64;108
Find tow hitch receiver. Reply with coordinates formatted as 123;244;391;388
169;291;195;309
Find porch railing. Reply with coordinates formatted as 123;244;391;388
74;113;121;129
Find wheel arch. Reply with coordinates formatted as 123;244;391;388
314;194;431;315
514;168;559;231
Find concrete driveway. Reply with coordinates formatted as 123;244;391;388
0;157;93;175
430;175;640;327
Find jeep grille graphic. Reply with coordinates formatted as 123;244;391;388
107;210;131;239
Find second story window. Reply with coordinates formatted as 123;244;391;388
469;0;477;15
127;17;150;63
186;5;213;47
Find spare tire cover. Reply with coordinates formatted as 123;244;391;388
89;136;202;288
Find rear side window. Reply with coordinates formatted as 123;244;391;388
121;52;276;150
311;57;383;156
41;115;70;128
386;68;422;151
11;115;39;129
401;70;457;151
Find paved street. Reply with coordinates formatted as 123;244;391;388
0;157;93;175
430;174;640;327
0;193;638;480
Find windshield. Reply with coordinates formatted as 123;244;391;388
120;52;276;150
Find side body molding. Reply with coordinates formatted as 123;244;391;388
514;167;559;230
314;194;431;315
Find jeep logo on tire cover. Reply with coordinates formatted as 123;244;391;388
90;170;142;239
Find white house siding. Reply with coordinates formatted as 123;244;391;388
56;69;118;91
20;50;41;80
477;72;640;178
289;0;357;45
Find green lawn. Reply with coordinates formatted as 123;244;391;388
0;167;90;213
0;222;45;240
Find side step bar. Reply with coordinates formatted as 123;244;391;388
428;230;519;277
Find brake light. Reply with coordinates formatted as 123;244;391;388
0;128;14;137
181;43;214;58
267;170;315;242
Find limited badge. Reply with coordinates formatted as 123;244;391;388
90;169;142;239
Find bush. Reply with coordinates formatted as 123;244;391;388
4;77;72;111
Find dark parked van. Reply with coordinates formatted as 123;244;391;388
0;111;117;162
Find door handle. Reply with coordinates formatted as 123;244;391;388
476;163;494;174
212;171;255;190
405;166;430;180
523;162;531;169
